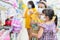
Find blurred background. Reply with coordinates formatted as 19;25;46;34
0;0;60;40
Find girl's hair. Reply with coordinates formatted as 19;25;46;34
28;1;35;8
54;15;58;26
42;8;58;26
38;2;47;8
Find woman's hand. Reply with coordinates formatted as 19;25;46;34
32;33;35;36
31;20;37;24
31;21;35;24
32;33;38;37
56;28;60;33
29;9;34;14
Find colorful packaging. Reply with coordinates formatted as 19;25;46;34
11;17;22;33
4;34;10;40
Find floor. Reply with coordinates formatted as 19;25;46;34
57;31;60;40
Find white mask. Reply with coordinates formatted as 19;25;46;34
40;15;45;20
38;8;44;14
28;5;32;9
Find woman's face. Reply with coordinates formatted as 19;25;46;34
38;3;45;8
38;3;46;15
27;3;32;9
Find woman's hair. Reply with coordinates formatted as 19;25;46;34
28;1;35;8
40;0;47;2
42;8;58;26
38;2;47;8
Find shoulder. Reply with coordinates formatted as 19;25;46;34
38;22;47;28
25;8;29;11
32;8;37;11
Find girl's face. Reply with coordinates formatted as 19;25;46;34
45;16;50;22
40;14;45;21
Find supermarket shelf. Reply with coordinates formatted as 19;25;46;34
0;26;12;30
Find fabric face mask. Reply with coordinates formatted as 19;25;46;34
38;8;44;14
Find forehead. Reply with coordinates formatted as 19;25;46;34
38;3;45;7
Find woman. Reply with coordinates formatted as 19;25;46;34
38;1;47;14
32;8;58;40
37;1;47;23
24;1;38;40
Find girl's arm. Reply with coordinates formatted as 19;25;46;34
51;16;56;22
38;27;44;38
32;27;44;38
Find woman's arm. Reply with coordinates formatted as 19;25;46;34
32;27;44;38
56;28;60;32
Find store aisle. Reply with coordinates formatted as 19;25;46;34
17;19;29;40
57;31;60;40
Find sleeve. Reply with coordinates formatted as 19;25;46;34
37;18;44;23
38;23;47;29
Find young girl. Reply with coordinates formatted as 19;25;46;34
32;8;58;40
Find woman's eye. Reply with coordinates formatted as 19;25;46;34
38;6;40;8
41;7;42;8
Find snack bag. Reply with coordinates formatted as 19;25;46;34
11;17;22;33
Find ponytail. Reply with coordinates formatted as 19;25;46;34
42;8;58;26
54;15;58;26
